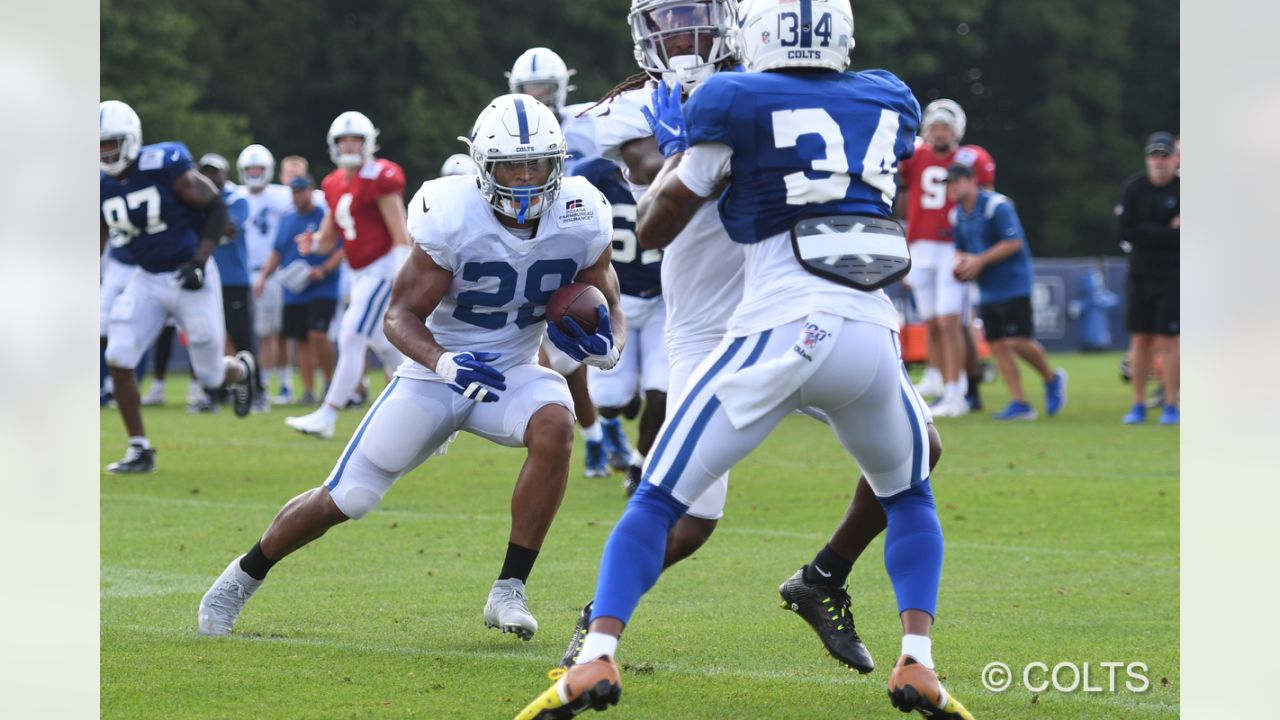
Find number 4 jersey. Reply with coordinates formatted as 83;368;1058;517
100;141;203;273
398;174;613;380
321;158;406;269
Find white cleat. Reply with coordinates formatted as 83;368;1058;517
483;578;538;641
914;373;944;400
930;394;971;418
198;555;262;636
140;382;167;406
285;409;335;439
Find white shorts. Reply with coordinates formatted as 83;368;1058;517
339;254;397;345
322;365;572;518
906;240;966;321
641;318;931;510
588;294;669;408
252;269;283;337
667;349;728;520
104;260;228;388
100;255;138;337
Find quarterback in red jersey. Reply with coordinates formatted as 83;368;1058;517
899;99;995;417
286;111;410;439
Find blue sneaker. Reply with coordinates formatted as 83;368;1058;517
600;418;632;471
1122;403;1147;424
993;400;1037;420
1045;369;1068;416
1158;404;1179;425
584;439;609;478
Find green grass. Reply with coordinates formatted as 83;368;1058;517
101;352;1178;719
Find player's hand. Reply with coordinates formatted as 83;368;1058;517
295;231;314;254
175;259;205;290
307;267;326;283
952;254;981;282
547;305;621;370
435;351;507;402
641;80;688;158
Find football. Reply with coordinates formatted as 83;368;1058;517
546;282;605;335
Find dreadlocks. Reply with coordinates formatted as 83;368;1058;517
577;72;653;117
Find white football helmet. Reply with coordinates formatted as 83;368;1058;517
440;153;480;178
236;144;275;190
922;99;966;143
327;111;379;168
459;94;567;223
506;47;576;113
735;0;854;73
629;0;738;89
99;100;142;176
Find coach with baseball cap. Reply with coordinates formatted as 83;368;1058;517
1116;131;1180;426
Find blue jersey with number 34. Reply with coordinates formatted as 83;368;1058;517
100;141;203;272
682;69;920;244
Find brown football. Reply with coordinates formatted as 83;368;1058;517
546;282;605;335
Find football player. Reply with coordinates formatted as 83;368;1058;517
198;94;625;643
99;100;256;473
284;111;409;439
898;99;997;417
518;1;973;718
237;143;294;410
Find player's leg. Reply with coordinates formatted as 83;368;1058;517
252;271;278;409
465;364;576;640
1155;274;1180;423
542;340;606;477
177;261;256;418
199;376;460;635
223;284;264;398
906;246;943;399
1124;273;1157;423
103;273;171;473
141;323;176;405
588;315;640;473
283;304;314;399
961;288;983;411
630;298;670;491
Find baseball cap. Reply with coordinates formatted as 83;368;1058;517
289;175;314;191
198;152;229;171
1144;132;1176;156
944;163;974;181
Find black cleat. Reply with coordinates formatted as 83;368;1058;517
106;443;156;474
622;464;641;497
230;351;255;418
779;567;874;673
559;601;592;669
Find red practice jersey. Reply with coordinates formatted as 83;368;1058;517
321;158;406;269
900;143;996;244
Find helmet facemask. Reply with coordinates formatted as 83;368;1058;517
630;0;737;90
461;94;567;225
472;152;564;224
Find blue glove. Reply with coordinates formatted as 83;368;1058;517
546;305;621;370
641;80;688;158
435;351;507;402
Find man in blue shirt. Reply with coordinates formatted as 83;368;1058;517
948;163;1066;420
255;175;341;405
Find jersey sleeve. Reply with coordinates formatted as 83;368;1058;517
957;145;997;186
683;74;737;147
156;142;195;184
595;89;654;163
226;192;249;229
372;160;406;197
273;214;292;256
406;181;455;271
989;197;1025;240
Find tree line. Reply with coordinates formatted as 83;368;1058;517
102;0;1178;257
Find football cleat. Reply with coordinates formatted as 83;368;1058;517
887;655;975;719
514;657;621;720
622;464;641;498
1044;368;1068;417
930;394;970;419
484;578;538;640
185;395;219;414
778;567;874;673
914;372;944;400
584;440;609;478
271;386;293;406
105;443;156;474
140;382;166;406
600;418;631;472
992;401;1037;421
231;351;256;418
198;555;262;636
1159;404;1179;425
285;408;336;439
1122;403;1147;425
559;602;592;669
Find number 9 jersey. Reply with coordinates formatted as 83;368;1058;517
397;174;613;381
683;69;919;244
320;158;406;269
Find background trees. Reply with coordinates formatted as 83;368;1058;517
101;0;1178;257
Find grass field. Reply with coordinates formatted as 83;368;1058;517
101;351;1178;719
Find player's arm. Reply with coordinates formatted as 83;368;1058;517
311;246;345;282
954;238;1022;282
172;170;227;264
636;141;729;250
620;136;666;187
574;244;626;353
310;212;341;255
376;192;412;248
254;251;282;297
383;245;454;372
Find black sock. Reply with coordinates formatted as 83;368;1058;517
805;544;854;587
239;541;278;581
498;542;540;584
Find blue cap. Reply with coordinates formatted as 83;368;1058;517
1145;132;1176;156
289;175;314;191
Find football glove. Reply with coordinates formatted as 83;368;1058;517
435;351;506;402
175;260;206;290
641;80;687;158
546;304;620;370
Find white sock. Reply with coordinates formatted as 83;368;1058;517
629;448;645;466
901;634;933;669
317;404;339;422
279;368;293;393
943;381;962;400
263;368;276;390
923;367;942;385
577;632;619;663
581;422;603;443
129;436;151;450
150;378;165;391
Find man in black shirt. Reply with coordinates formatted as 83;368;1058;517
1117;131;1180;425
